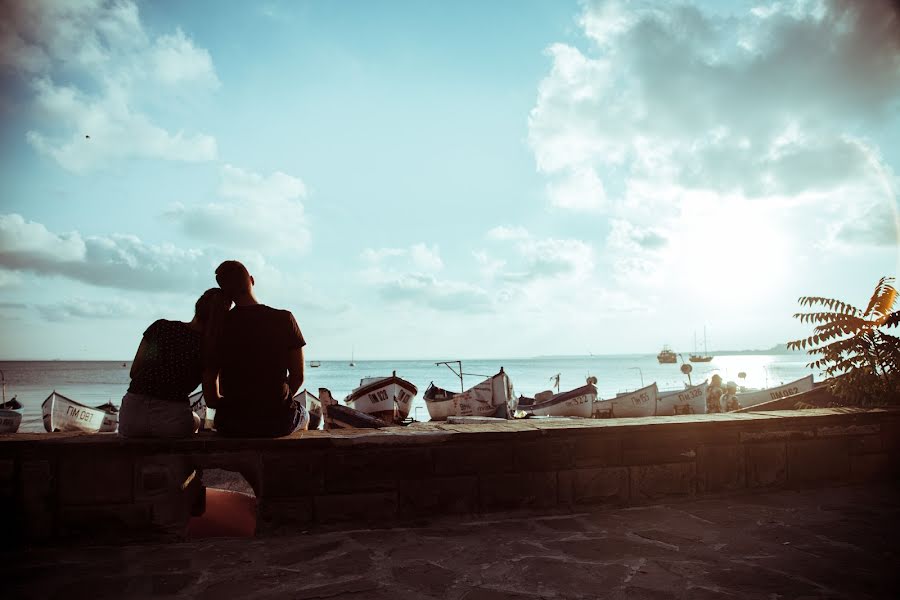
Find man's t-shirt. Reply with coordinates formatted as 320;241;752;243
215;304;305;435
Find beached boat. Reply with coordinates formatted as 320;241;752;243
424;368;517;421
293;389;322;430
656;382;708;415
657;346;677;364
528;381;597;418
41;391;119;433
734;375;814;410
189;390;216;431
345;371;417;424
593;382;658;418
319;388;388;429
0;397;23;434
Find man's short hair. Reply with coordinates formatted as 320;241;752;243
215;260;251;298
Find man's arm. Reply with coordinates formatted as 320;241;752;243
287;346;304;398
202;367;222;409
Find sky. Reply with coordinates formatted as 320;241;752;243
0;0;898;360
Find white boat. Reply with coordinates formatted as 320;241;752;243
309;360;321;368
528;381;597;418
42;391;119;433
319;388;388;429
293;389;322;430
735;375;814;409
189;390;216;431
345;371;418;424
656;382;708;415
0;397;23;434
423;368;517;421
593;382;658;418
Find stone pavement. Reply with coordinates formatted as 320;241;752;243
5;483;899;599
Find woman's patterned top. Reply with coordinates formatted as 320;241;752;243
128;319;202;403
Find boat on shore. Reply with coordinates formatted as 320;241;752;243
423;368;517;421
189;390;216;431
293;389;322;430
0;397;23;434
528;379;597;418
657;346;677;364
734;375;814;409
656;382;708;415
594;382;658;418
319;388;388;429
42;391;119;433
345;371;417;424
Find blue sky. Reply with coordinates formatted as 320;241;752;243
0;0;898;360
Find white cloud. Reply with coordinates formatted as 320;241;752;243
409;243;443;272
486;225;530;241
166;165;311;254
36;297;139;322
546;166;607;211
2;0;219;171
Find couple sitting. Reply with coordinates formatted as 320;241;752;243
119;260;307;438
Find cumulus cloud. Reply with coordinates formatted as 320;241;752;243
0;213;215;291
166;165;311;253
529;0;900;246
1;0;219;171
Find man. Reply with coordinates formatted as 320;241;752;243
722;381;741;412
203;260;306;437
706;374;724;414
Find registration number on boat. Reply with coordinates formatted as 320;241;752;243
66;406;95;422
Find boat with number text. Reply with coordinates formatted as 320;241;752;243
319;388;388;429
527;378;597;418
656;382;708;415
734;375;814;409
42;391;119;433
593;382;658;418
345;371;417;424
423;368;516;421
0;397;23;434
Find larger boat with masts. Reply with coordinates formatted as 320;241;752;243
689;327;713;363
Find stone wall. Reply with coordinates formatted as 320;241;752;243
1;407;898;544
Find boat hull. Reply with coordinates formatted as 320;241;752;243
735;375;814;409
42;391;118;433
0;409;22;433
294;390;322;430
345;375;417;423
594;383;658;418
189;391;216;431
529;384;596;418
424;370;516;421
656;382;708;415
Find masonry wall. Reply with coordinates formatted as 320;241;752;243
1;407;898;544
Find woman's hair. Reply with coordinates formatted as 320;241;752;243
195;288;230;365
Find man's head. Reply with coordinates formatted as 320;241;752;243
215;260;253;301
711;374;722;386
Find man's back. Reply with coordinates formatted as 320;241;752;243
216;304;305;435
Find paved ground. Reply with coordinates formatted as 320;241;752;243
5;483;900;599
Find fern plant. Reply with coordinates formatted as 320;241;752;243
787;276;900;404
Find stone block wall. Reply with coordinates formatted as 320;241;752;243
1;408;898;544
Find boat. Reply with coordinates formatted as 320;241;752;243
349;347;355;367
189;390;216;431
319;388;388;429
423;368;517;421
345;371;417;424
41;391;119;433
527;378;597;418
309;360;321;368
293;389;322;430
734;375;815;409
0;397;23;434
656;382;708;415
657;346;677;364
689;328;713;363
593;382;658;418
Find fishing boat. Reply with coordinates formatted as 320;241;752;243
309;360;321;368
0;397;23;434
656;382;708;415
528;378;597;418
293;389;322;430
593;382;658;418
657;346;677;364
734;375;814;409
345;371;417;424
41;391;119;433
689;328;713;363
423;368;517;421
319;388;388;429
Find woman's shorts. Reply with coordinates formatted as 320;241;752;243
118;391;196;438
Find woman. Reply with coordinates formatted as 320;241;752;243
119;288;230;437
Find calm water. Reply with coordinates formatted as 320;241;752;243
1;354;817;433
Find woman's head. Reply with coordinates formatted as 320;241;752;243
195;288;231;325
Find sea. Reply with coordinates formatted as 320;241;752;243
1;353;818;433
